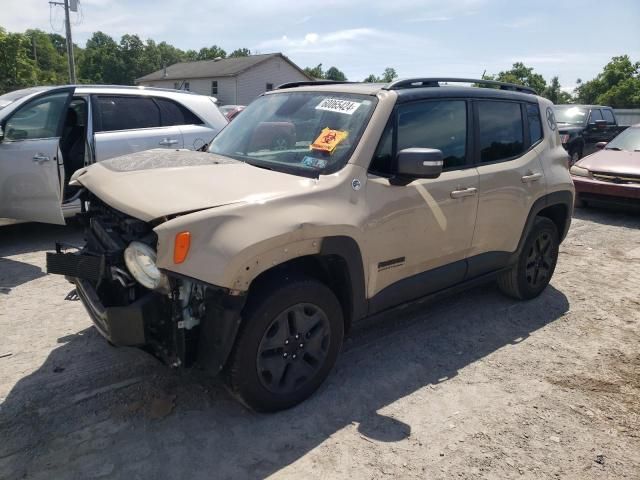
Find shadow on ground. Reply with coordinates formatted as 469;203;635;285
0;275;570;479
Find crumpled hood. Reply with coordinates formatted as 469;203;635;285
74;149;318;221
577;149;640;176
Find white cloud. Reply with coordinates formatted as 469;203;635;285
257;28;386;53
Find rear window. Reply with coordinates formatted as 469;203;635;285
94;96;161;132
477;101;524;163
589;109;603;124
601;109;615;124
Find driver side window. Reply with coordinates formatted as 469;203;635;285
4;92;69;141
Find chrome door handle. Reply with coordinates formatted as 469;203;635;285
450;187;478;199
159;138;179;146
521;172;543;183
32;153;51;163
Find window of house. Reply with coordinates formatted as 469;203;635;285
183;82;190;92
155;98;203;126
601;109;615;124
589;109;603;124
94;96;161;132
211;81;218;96
174;82;180;90
527;104;543;145
477;101;524;163
266;83;274;91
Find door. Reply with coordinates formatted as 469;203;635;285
469;100;547;274
583;108;609;155
153;96;218;151
92;95;184;162
364;99;478;310
0;89;72;224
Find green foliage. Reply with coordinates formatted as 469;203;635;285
575;56;640;107
304;63;324;79
324;66;347;81
229;48;251;58
362;67;397;83
0;26;252;94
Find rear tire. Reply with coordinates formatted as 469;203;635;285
226;276;344;412
498;217;559;300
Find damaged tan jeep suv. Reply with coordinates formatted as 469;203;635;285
47;78;574;411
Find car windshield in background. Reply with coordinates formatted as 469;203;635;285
554;106;588;125
208;92;377;176
605;126;640;152
0;87;50;111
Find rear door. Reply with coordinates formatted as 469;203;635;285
0;89;72;224
154;97;213;150
469;100;546;274
92;95;184;161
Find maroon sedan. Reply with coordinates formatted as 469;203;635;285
570;124;640;208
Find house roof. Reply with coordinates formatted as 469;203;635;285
135;53;311;83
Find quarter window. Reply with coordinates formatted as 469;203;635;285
477;101;524;163
155;98;203;126
527;104;543;145
94;96;161;132
589;109;603;123
397;100;467;169
211;81;218;96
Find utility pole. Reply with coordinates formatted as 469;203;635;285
63;0;77;83
50;0;77;83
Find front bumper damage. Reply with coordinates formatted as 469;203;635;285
46;198;246;372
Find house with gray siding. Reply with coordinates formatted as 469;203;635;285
135;53;311;105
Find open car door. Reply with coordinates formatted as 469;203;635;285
0;88;73;225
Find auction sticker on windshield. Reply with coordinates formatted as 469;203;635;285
316;98;361;115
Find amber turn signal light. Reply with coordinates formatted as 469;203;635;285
173;231;191;264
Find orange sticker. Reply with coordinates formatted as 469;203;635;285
310;128;348;154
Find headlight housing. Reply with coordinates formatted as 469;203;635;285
570;165;590;177
124;241;169;290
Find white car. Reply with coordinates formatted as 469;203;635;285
0;85;227;225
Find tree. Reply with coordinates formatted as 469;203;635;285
363;73;379;83
304;63;324;79
195;45;226;60
229;48;251;58
492;62;547;94
381;67;397;83
575;55;640;107
324;66;347;81
79;31;124;83
0;28;38;93
543;76;572;104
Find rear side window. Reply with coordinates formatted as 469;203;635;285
154;98;203;126
589;109;603;124
477;101;524;163
397;100;467;169
527;104;543;145
601;109;615;124
94;96;160;132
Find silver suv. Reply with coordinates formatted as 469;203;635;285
47;78;574;412
0;85;227;224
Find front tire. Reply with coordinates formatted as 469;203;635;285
498;217;559;300
226;277;344;412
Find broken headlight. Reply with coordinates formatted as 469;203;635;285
124;241;169;291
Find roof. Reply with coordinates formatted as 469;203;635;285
274;80;541;103
135;53;312;83
554;104;612;109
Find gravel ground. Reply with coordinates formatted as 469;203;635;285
0;206;638;480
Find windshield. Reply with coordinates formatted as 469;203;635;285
553;106;588;125
0;87;50;111
605;127;640;152
208;92;377;176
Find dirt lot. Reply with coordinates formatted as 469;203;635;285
0;206;638;480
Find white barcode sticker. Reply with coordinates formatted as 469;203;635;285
315;98;361;115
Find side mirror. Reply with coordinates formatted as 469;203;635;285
595;141;607;150
391;148;443;185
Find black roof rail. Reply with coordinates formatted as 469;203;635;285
276;80;356;90
383;77;537;95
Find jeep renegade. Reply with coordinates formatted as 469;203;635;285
47;78;574;412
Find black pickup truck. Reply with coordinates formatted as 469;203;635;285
553;105;627;164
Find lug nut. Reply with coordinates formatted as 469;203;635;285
283;353;288;358
285;340;289;345
292;354;297;359
295;334;300;339
299;343;304;348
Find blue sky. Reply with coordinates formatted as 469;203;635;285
3;0;639;91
